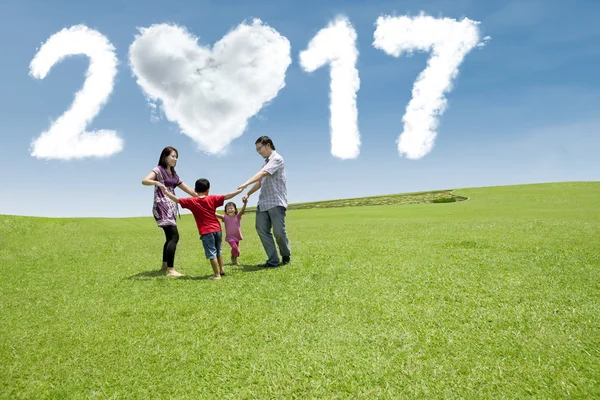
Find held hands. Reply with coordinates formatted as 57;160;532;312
237;183;248;191
242;196;248;204
156;182;166;190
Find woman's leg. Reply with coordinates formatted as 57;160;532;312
162;225;183;276
161;230;169;271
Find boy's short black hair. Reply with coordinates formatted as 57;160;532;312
194;178;210;193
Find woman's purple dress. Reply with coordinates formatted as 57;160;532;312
152;166;182;227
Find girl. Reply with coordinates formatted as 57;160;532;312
142;146;197;276
216;197;247;265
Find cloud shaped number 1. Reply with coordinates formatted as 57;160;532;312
299;16;360;160
29;14;486;161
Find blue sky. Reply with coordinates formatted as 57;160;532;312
1;0;599;217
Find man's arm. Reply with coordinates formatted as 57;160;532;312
224;188;244;201
161;186;180;203
238;169;269;190
242;181;261;203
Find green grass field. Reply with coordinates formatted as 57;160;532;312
1;182;599;398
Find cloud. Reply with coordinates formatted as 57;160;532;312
373;13;483;159
299;16;360;159
129;19;291;154
29;25;122;160
477;36;492;48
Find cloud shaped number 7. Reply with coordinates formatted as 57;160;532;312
373;14;483;159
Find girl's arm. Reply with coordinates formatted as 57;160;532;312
178;182;198;197
239;201;247;216
215;212;224;221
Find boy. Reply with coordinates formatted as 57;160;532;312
161;178;244;280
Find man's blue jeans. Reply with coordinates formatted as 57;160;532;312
255;206;291;266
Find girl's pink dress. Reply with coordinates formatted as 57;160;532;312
223;214;243;243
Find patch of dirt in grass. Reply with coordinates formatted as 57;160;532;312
245;190;467;212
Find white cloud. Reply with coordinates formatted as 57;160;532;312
299;16;360;159
373;13;483;159
29;25;122;160
477;36;492;48
129;19;291;154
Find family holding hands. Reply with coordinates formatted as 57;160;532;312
141;136;291;279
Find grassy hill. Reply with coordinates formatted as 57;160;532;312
1;181;599;398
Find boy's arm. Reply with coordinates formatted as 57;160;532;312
223;187;244;200
161;186;180;203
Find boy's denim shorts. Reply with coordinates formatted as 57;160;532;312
200;231;222;259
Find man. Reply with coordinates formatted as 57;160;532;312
238;136;291;267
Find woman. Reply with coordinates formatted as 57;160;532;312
142;146;197;276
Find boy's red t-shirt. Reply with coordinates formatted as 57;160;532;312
179;195;225;235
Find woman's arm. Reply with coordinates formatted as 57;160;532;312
178;182;198;197
142;170;164;189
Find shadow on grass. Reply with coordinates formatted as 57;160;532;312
126;270;165;280
126;264;263;280
234;263;263;273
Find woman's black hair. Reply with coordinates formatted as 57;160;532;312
158;146;179;175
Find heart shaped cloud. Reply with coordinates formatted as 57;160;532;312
129;19;291;154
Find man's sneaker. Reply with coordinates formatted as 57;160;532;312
258;262;279;268
282;256;290;265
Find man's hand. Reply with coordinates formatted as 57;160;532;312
242;196;248;204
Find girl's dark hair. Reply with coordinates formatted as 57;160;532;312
158;146;178;175
224;202;238;214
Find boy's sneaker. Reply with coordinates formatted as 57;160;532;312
282;256;290;265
